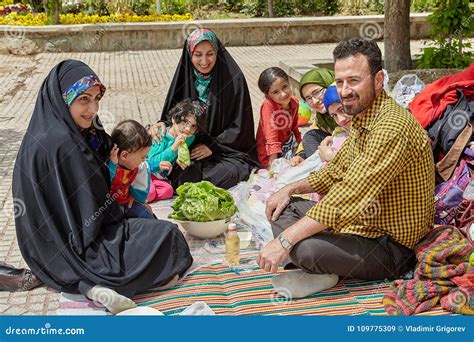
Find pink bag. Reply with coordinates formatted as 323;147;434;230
434;158;473;225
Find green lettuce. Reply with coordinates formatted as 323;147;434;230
169;181;238;222
177;143;191;167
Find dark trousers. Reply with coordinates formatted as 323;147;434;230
271;198;416;280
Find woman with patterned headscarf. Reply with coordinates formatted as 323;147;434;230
291;68;338;166
155;28;259;189
12;60;193;314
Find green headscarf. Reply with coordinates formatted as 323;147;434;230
299;68;335;98
299;68;337;133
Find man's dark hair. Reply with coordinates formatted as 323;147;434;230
333;38;383;75
111;120;153;154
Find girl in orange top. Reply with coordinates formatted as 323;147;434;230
256;67;302;168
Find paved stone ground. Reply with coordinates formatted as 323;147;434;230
0;40;425;315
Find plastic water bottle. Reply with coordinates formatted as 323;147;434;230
225;223;240;265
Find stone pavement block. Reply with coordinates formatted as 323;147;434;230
2;305;29;315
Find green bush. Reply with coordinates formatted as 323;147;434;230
417;0;473;68
20;0;44;12
241;0;339;17
303;0;340;15
412;0;436;12
130;0;153;15
160;0;187;14
240;0;266;16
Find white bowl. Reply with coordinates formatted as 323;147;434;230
176;217;233;239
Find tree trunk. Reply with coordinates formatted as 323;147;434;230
156;0;162;14
54;0;60;25
267;0;274;18
44;0;60;25
384;0;412;72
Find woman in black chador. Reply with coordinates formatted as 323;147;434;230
156;28;259;189
12;60;192;314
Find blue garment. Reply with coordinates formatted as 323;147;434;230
123;202;156;219
147;128;195;175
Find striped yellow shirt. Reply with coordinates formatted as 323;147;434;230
306;91;435;249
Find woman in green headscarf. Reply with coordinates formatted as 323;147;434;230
292;68;337;164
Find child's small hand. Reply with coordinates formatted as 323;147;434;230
159;161;173;172
171;134;187;152
109;144;119;164
127;197;134;209
176;159;188;170
290;155;304;167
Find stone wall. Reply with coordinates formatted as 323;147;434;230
0;14;430;54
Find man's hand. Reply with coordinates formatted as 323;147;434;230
149;122;167;143
265;187;292;222
257;238;289;273
190;144;212;160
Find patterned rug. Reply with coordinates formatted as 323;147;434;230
57;198;452;316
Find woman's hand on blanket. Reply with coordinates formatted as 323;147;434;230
149;122;166;143
257;238;289;273
319;136;335;162
290;155;304;167
190;144;212;161
265;188;291;222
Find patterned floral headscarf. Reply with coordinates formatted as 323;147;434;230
186;29;218;104
62;75;106;108
186;28;218;56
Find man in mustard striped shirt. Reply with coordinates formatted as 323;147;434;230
257;38;435;299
